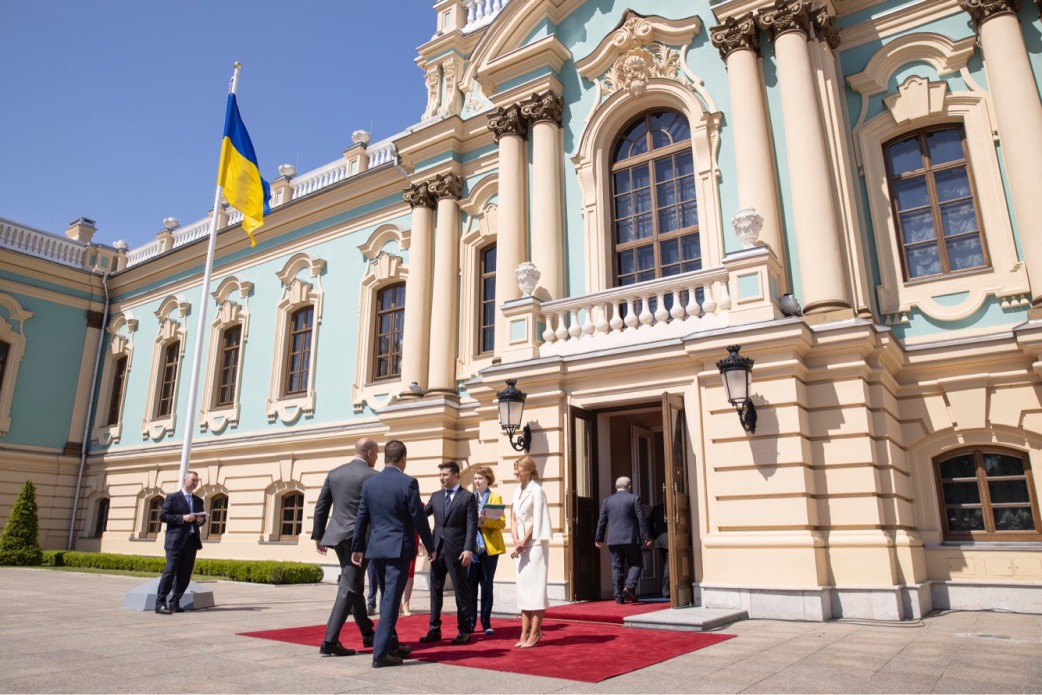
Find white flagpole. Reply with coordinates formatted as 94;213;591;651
176;62;242;485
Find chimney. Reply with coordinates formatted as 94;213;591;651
65;217;97;244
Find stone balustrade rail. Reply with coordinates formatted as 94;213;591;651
0;217;87;269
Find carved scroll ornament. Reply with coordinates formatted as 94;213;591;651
960;0;1022;29
709;14;760;60
487;103;528;142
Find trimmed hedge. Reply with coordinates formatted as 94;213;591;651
39;551;323;584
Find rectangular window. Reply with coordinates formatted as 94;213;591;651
106;356;128;425
0;340;9;391
285;307;313;395
145;497;163;538
479;245;496;353
208;495;228;539
93;498;109;538
885;127;989;281
156;341;180;418
216;325;241;407
374;285;405;380
279;492;304;540
936;449;1041;541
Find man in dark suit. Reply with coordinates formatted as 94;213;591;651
155;470;205;614
419;461;478;645
312;437;380;657
595;476;653;604
352;440;436;669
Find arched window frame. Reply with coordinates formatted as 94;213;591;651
372;283;406;382
458;175;499;378
143;495;163;539
278;491;305;541
849;33;1028;325
353;224;411;412
0;293;33;436
261;479;307;543
199;276;252;434
141;296;189;441
202;488;229;541
93;311;137;446
268;253;325;425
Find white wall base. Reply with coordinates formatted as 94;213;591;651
700;583;935;621
932;581;1042;614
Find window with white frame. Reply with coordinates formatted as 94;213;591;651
268;253;325;424
478;244;496;354
142;296;189;440
0;293;33;436
199;276;252;434
372;284;405;380
93;312;136;446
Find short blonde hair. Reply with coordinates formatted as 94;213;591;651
515;456;539;481
472;465;496;486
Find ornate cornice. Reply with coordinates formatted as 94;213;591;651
709;14;760;61
428;172;464;201
519;90;563;127
403;181;436;209
811;6;841;49
960;0;1021;29
486;103;528;143
757;0;814;41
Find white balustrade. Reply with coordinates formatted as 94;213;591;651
171;218;215;249
463;0;510;33
125;240;163;266
538;267;731;356
367;140;399;168
0;217;86;268
291;159;351;199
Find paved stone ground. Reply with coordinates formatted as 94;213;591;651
1;567;1040;693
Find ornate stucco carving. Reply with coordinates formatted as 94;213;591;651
486;103;528;142
811;5;841;49
422;64;442;120
960;0;1021;29
709;14;760;61
757;0;814;40
519;90;563;127
404;181;436;209
575;11;703;118
427;172;464;201
439;58;462;117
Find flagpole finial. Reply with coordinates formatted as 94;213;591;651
234;61;241;70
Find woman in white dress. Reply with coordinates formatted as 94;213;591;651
510;455;553;648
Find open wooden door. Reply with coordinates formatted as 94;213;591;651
569;406;600;600
662;393;695;607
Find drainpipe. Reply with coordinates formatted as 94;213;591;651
67;269;110;550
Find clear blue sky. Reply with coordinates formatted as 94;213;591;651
0;1;433;250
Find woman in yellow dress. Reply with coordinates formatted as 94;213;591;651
510;455;553;647
467;465;505;635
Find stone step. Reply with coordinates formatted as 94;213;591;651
622;606;747;632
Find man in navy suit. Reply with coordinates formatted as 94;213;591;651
312;437;380;657
352;440;436;668
595;476;653;604
155;470;205;614
419;461;478;644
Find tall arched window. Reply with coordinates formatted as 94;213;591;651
478;245;496;354
106;356;128;426
611;110;701;286
284;307;314;395
884;126;988;281
208;494;228;539
279;492;304;540
93;498;110;538
156;341;180;418
373;284;405;380
0;340;9;392
215;325;242;407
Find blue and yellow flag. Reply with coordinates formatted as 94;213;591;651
217;93;270;246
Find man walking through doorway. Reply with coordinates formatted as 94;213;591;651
595;476;653;604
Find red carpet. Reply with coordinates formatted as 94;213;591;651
545;599;666;624
239;613;734;683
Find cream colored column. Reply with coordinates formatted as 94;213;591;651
710;15;786;277
487;103;528;356
426;172;464;396
399;183;436;397
521;90;565;300
963;0;1042;309
758;1;849;314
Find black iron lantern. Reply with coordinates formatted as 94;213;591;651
716;345;757;434
496;379;532;452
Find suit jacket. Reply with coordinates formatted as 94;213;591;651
311;458;378;547
595;490;651;546
424;486;478;558
160;491;204;551
648;503;669;550
352;467;435;561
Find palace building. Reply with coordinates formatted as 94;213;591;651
2;0;1042;620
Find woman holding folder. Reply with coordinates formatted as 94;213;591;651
467;465;506;636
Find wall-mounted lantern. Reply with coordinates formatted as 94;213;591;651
716;345;757;434
780;293;803;317
496;379;532;452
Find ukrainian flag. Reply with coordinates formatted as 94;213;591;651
218;93;270;246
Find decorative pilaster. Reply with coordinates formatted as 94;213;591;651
399;183;436;397
960;0;1042;309
710;16;786;278
426;173;465;395
488;104;529;356
520;90;565;300
758;0;850;314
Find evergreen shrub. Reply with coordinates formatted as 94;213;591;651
0;480;43;566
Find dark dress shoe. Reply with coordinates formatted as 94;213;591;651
450;633;471;645
319;641;356;657
361;632;375;648
170;603;185;613
393;643;413;657
615;597;626;605
417;631;442;643
154;603;171;615
623;588;640;603
372;654;404;668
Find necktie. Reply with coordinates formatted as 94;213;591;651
444;489;452;514
185;494;194;533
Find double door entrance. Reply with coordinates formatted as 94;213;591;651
568;394;697;607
